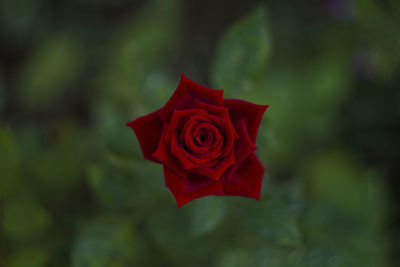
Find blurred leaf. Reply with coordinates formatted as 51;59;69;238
356;0;400;79
303;151;386;216
97;0;180;110
235;178;302;247
0;0;45;40
144;206;197;265
93;103;141;158
301;151;389;267
190;197;226;236
71;216;136;267
6;247;48;267
34;124;92;190
211;6;270;95
87;157;165;210
3;195;51;240
0;127;21;198
217;248;305;267
254;46;350;168
18;33;84;109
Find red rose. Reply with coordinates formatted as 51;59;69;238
127;74;268;207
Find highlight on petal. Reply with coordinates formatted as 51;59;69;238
222;153;265;200
126;110;164;163
159;74;224;122
224;99;269;144
163;166;223;208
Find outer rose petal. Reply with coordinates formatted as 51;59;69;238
193;99;230;119
163;166;223;208
126;110;164;163
222;119;257;180
159;74;224;122
188;150;235;180
224;99;269;144
222;153;265;200
152;138;189;179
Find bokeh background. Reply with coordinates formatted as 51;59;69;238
1;0;400;266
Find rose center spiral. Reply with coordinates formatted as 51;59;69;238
194;128;213;147
181;120;223;156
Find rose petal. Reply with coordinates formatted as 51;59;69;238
126;110;164;163
222;153;265;200
172;129;224;170
189;150;235;180
222;119;257;180
184;122;222;154
153;139;189;179
224;99;269;144
182;111;238;159
164;109;206;143
217;117;238;158
164;166;223;208
170;135;198;170
194;99;230;119
159;74;224;122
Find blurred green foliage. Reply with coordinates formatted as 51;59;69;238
18;33;84;109
212;6;270;95
1;0;399;266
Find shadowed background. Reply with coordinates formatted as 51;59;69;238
1;0;400;266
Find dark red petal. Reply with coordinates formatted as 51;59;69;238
170;135;198;170
159;74;224;122
194;99;230;119
218;117;238;158
172;131;224;170
164;166;223;208
224;99;269;144
185;122;222;154
222;119;257;180
189;150;235;180
164;109;205;143
222;153;265;200
126;110;164;163
152;140;189;179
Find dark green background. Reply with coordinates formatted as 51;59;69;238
1;0;399;266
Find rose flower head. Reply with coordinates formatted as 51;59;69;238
127;74;268;207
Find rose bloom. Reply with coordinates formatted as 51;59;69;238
127;75;268;207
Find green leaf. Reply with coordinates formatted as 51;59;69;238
301;151;389;267
93;103;141;158
303;151;385;215
236;178;303;247
0;127;21;198
190;197;226;236
253;46;350;168
71;216;136;267
3;195;51;240
97;0;180;109
217;248;305;267
211;6;271;95
87;158;165;210
144;206;199;266
6;248;48;267
33;124;92;191
18;33;84;109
